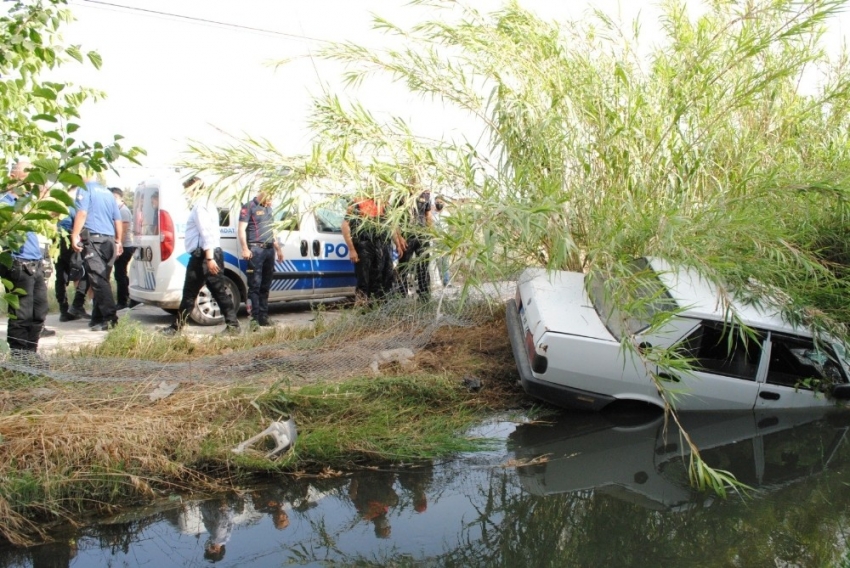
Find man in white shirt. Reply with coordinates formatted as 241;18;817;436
162;176;240;335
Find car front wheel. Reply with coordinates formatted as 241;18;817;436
190;276;241;326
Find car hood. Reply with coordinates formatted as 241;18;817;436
519;268;615;342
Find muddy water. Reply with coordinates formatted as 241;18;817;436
3;408;850;567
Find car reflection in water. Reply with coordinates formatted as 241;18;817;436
508;408;850;511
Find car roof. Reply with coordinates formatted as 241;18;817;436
647;257;809;337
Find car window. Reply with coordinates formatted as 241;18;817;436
766;334;845;390
678;321;763;381
588;258;678;340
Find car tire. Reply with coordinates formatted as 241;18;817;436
190;276;241;326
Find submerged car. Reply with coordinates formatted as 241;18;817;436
506;257;850;412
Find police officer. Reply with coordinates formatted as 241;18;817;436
396;174;432;300
55;187;89;321
70;180;123;331
238;191;283;327
342;194;400;304
162;177;240;335
109;187;135;310
2;161;49;354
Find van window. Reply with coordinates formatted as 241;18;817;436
315;199;346;234
218;207;231;227
276;208;298;231
134;185;161;236
678;321;763;381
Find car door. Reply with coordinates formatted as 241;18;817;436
308;197;356;297
755;332;843;409
670;320;763;411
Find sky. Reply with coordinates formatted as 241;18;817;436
46;0;850;187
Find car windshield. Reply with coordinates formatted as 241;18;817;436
588;258;678;340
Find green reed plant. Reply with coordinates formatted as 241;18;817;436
186;0;850;494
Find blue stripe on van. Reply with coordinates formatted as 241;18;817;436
315;258;357;289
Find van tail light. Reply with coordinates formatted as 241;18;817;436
159;209;175;261
524;330;548;374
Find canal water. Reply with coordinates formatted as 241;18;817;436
3;408;850;567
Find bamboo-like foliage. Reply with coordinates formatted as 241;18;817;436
186;0;850;493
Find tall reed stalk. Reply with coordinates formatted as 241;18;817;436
187;0;850;494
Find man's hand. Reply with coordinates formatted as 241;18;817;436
241;246;252;260
349;249;359;263
71;234;83;252
275;246;284;262
116;242;123;257
207;258;220;275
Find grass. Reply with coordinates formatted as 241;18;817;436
0;308;525;545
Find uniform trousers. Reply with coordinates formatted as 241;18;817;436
174;248;238;328
81;236;118;325
2;259;47;351
247;245;275;323
54;237;87;313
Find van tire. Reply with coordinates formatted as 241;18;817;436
190;276;241;326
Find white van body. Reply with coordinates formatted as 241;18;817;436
128;176;356;325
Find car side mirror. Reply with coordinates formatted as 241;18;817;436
830;384;850;400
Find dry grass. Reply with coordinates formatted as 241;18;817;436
0;315;525;545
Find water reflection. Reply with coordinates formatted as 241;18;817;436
2;410;850;566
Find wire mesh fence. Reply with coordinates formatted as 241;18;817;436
0;285;513;384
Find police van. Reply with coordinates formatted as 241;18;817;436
128;175;356;325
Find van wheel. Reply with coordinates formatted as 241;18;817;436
190;277;240;326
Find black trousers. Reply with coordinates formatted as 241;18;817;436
2;260;47;351
81;237;118;325
353;237;394;301
54;237;87;312
398;235;431;299
113;245;135;306
246;245;275;322
175;249;238;328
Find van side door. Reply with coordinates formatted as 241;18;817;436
268;207;315;299
309;198;356;296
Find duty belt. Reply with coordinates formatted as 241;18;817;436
249;242;274;249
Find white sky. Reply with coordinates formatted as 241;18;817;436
51;0;848;186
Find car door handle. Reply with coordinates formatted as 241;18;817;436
657;373;680;383
759;391;780;400
300;240;308;257
312;240;320;256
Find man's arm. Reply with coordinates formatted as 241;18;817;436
238;220;251;259
273;238;284;262
197;204;221;275
71;211;87;252
342;219;358;263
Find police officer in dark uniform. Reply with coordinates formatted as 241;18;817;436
238;191;283;327
1;172;49;354
396;175;432;300
70;180;123;331
343;196;388;304
55;194;89;321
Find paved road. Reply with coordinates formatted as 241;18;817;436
1;299;347;353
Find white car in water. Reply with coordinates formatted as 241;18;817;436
506;257;850;412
